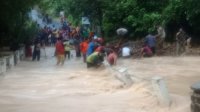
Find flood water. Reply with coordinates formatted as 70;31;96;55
0;47;199;112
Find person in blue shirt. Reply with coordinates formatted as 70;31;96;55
87;40;97;56
145;34;156;54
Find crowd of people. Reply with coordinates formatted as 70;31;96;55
138;25;166;58
54;31;117;68
25;15;191;69
25;16;118;68
139;25;190;57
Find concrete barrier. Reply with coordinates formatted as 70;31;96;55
104;60;171;106
152;76;171;107
4;56;14;69
116;67;133;86
14;50;20;65
0;61;3;74
0;57;6;74
0;52;14;69
104;59;133;86
191;81;200;112
10;54;14;68
19;47;25;60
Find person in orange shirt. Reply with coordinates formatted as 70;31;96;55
80;39;89;63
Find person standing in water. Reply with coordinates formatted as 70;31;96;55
86;50;104;68
80;39;89;63
32;40;41;61
145;34;156;55
87;39;97;56
107;49;117;66
176;28;189;55
63;39;72;60
55;38;65;66
156;25;166;49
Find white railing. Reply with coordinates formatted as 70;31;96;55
14;50;20;65
0;58;6;74
0;46;25;75
19;47;25;60
0;52;15;69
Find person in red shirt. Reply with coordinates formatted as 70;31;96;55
140;45;153;58
80;39;89;63
55;38;65;65
95;46;104;53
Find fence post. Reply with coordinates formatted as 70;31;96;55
115;67;133;86
14;50;20;65
19;47;25;60
191;82;200;112
152;76;171;107
0;57;7;72
10;54;14;68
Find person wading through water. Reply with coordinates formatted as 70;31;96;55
86;49;105;68
80;39;89;63
32;40;41;61
55;38;65;66
63;39;72;60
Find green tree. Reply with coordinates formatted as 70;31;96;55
1;0;200;45
0;0;40;46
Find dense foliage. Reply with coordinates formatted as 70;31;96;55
1;0;200;46
40;0;200;42
0;0;40;46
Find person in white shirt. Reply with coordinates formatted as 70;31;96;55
156;25;166;49
122;46;131;58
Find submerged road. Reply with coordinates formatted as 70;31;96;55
0;47;130;112
0;47;198;112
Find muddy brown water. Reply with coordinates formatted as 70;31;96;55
0;47;199;112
